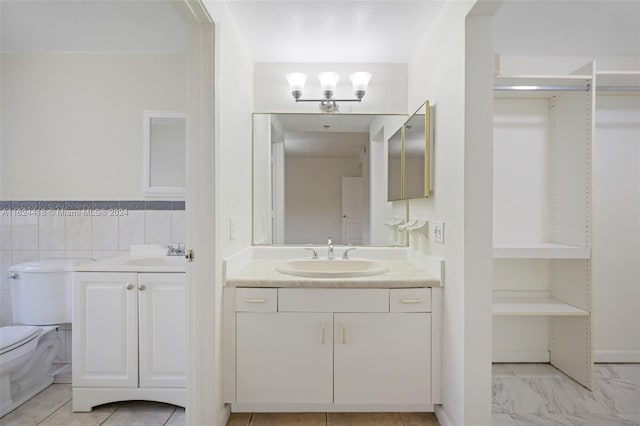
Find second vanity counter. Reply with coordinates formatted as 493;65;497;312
225;258;441;288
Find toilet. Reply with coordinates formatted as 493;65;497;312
0;259;80;417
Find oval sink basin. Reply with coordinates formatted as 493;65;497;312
120;257;185;267
275;258;388;278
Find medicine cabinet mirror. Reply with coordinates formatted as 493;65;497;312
143;111;186;197
404;102;430;199
252;113;408;246
387;128;403;201
386;101;431;200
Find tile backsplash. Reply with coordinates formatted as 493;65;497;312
0;200;185;328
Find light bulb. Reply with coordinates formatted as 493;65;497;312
350;72;371;100
318;72;340;98
286;72;307;100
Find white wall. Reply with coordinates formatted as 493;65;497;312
201;1;254;424
406;1;492;425
254;63;407;114
593;94;640;362
285;157;361;244
0;53;185;199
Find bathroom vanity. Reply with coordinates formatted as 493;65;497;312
71;257;186;412
223;248;443;413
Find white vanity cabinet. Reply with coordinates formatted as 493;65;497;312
226;287;438;412
72;272;186;411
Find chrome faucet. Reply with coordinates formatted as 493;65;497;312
166;243;185;256
304;248;319;259
327;237;334;260
342;247;357;259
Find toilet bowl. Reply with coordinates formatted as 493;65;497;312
0;259;81;417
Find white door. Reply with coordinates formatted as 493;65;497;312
341;177;364;244
334;313;432;404
236;312;333;404
138;273;186;388
73;272;138;388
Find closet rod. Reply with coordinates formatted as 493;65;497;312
494;85;588;92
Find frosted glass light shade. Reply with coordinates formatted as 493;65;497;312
350;72;372;91
318;72;340;94
286;72;307;92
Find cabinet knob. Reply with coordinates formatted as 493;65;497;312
126;283;134;290
138;284;146;291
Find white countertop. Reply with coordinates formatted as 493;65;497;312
73;256;186;273
225;259;441;288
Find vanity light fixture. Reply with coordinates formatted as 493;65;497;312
285;71;372;113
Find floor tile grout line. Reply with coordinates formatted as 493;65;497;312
99;401;123;425
162;406;178;425
34;393;72;426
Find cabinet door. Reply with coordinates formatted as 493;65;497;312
236;312;333;403
73;272;138;388
334;313;431;404
138;273;186;388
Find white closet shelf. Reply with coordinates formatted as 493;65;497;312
493;242;590;259
495;74;591;89
493;297;588;316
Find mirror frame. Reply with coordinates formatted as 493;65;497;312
142;110;186;197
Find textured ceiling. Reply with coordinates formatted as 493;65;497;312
225;0;446;63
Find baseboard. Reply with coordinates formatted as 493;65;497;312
595;350;640;363
219;404;231;426
435;405;453;426
493;351;550;363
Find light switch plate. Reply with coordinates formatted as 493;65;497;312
433;221;445;243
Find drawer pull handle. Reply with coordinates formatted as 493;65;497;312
341;323;347;345
245;298;267;303
321;321;326;345
400;298;422;304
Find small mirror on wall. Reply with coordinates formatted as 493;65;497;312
404;101;430;199
387;127;403;201
143;111;186;196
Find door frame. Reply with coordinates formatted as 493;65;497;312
172;1;217;424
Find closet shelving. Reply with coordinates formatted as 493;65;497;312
492;64;595;389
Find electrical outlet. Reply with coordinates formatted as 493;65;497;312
433;221;445;243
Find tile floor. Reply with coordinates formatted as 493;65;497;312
1;364;637;425
493;363;640;425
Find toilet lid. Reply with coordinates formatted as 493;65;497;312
0;326;41;354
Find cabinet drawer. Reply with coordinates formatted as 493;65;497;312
278;288;389;312
235;288;277;312
390;288;431;312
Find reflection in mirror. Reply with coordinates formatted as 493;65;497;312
387;128;403;201
404;102;429;199
143;111;185;196
252;113;407;246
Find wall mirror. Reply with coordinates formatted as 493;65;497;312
386;101;431;200
404;101;430;199
387;128;403;201
143;111;186;197
252;113;407;246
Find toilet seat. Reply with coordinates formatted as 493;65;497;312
0;326;41;355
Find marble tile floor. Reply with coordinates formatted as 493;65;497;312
3;364;637;425
493;363;640;426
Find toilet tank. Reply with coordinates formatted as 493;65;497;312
8;260;83;325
